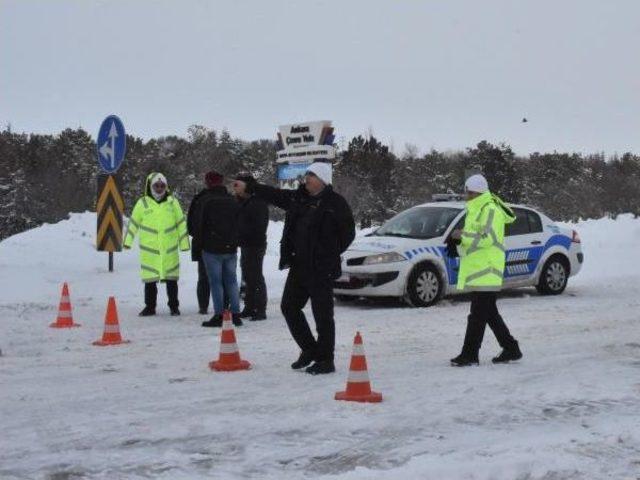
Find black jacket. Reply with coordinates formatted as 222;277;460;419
250;182;355;281
198;186;240;255
237;195;269;248
187;188;216;261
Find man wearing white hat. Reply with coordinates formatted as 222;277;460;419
234;162;355;375
448;173;522;366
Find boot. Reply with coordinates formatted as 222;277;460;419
170;307;180;316
291;351;315;370
198;307;208;315
450;354;479;367
201;314;222;328
492;341;522;364
238;308;254;319
305;360;336;375
138;306;156;317
232;313;243;327
249;312;267;321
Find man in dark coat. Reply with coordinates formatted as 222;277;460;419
197;172;242;327
233;172;269;321
187;171;221;314
234;162;355;374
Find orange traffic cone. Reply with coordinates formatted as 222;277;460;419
209;310;251;372
335;332;383;403
50;282;80;328
93;297;130;346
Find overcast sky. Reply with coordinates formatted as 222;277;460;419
1;0;639;155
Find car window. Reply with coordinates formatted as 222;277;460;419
375;207;462;239
506;208;531;236
527;210;543;233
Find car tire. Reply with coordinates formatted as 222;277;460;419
536;255;569;295
405;263;443;307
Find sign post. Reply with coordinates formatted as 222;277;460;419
96;115;126;272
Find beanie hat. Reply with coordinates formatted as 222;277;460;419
205;170;224;188
305;162;332;185
464;174;489;193
150;172;167;187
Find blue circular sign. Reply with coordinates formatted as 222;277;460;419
96;115;126;173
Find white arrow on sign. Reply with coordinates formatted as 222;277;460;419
99;121;119;169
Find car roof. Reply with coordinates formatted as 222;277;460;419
414;201;538;211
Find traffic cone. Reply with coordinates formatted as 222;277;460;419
335;332;383;403
209;310;251;372
50;282;80;328
93;297;130;346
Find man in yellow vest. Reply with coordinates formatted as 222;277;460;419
449;174;522;366
123;172;190;316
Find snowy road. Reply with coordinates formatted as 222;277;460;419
1;213;639;479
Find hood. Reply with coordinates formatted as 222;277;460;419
467;191;516;224
144;172;172;198
347;235;441;254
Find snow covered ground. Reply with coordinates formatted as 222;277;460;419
1;213;640;480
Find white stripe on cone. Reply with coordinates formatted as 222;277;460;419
346;370;371;383
103;324;121;333
60;296;70;303
219;343;239;354
57;311;72;318
352;344;365;356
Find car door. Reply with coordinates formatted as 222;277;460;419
503;208;550;283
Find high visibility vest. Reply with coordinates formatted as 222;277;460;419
456;191;515;291
123;173;190;283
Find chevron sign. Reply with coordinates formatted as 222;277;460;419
96;175;124;252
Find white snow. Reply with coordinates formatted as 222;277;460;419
1;212;640;480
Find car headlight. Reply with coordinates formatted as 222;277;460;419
362;252;407;265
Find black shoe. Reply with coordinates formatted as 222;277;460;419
198;308;208;315
291;351;315;370
138;306;156;317
249;313;267;321
492;343;522;364
170;307;180;316
450;354;479;367
232;314;243;327
202;314;222;328
238;309;254;319
305;360;336;375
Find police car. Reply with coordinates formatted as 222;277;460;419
334;195;583;307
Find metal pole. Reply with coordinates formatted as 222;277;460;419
109;252;114;272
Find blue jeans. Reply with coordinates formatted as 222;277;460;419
202;251;240;315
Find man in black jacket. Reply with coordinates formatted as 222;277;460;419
187;171;222;314
233;172;269;321
235;162;355;374
198;171;242;328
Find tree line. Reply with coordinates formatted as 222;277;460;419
0;126;638;241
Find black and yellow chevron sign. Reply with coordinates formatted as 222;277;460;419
96;175;124;252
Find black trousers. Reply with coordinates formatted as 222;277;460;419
145;280;178;309
240;246;267;315
281;268;335;362
197;259;210;311
461;292;517;357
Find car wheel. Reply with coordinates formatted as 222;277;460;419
536;255;569;295
405;263;443;307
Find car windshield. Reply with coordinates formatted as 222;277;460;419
374;206;462;239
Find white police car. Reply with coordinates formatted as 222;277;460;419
334;197;583;307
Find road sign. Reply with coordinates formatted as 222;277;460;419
97;115;126;173
97;175;124;254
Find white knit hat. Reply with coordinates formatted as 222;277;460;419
464;174;488;193
150;172;167;186
305;162;332;185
